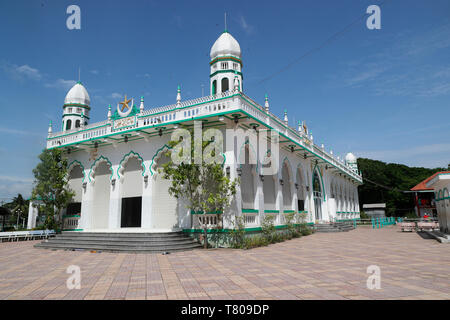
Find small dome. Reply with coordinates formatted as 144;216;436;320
345;153;357;163
64;81;90;106
210;31;241;60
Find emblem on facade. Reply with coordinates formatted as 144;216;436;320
117;95;134;118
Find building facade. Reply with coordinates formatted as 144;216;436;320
35;31;363;233
424;171;450;233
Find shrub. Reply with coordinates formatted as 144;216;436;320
229;216;246;248
261;214;276;242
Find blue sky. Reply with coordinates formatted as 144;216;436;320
1;0;449;201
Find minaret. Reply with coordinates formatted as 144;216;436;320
284;109;288;125
62;81;90;131
209;24;242;95
140;96;145;114
107;104;112;121
297;120;302;132
176;86;181;107
264;94;269;113
48;121;52;136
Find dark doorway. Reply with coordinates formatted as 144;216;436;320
121;197;142;227
66;202;81;216
298;200;304;211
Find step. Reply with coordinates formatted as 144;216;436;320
35;242;202;253
39;239;199;247
34;231;202;253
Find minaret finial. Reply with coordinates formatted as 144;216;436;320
224;12;227;32
264;94;269;113
140;96;144;114
176;85;181;107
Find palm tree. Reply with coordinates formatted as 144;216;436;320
7;194;29;229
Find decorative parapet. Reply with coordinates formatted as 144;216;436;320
47;91;362;183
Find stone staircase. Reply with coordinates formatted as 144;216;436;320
34;231;202;253
314;221;355;233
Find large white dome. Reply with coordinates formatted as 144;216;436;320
64;81;90;106
345;153;357;163
210;31;241;60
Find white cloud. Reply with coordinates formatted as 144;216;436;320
111;92;122;99
1;62;42;81
90;70;99;75
44;79;76;90
239;15;255;35
0;176;33;200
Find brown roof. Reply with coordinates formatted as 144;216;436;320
411;171;450;191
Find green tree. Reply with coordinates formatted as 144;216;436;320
357;158;445;216
5;194;29;229
161;129;237;249
31;149;74;231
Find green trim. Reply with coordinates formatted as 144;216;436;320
63;215;80;218
242;209;259;213
88;155;113;182
264;210;279;213
312;163;326;202
63;104;90;110
49;92;362;183
117;150;145;179
283;210;295;213
210;70;243;78
63;228;83;231
149;144;172;176
210;56;242;66
63;114;90;120
183;223;314;234
68;160;85;183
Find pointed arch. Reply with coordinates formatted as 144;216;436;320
117;151;145;180
238;140;258;173
68;160;85;183
312;163;325;201
150;144;172;176
89;155;113;183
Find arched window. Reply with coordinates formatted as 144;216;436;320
75;120;81;128
212;80;217;95
65;119;72;130
313;170;322;220
221;77;229;93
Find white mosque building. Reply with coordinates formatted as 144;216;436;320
29;30;362;233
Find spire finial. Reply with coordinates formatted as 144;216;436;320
176;85;181;106
264;94;269;113
224;12;227;32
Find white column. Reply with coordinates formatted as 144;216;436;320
108;166;122;229
141;170;152;229
79;180;93;230
27;201;38;229
256;173;264;226
275;177;283;224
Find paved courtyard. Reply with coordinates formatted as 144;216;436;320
0;226;449;300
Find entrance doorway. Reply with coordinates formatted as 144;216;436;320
121;197;142;227
313;170;322;221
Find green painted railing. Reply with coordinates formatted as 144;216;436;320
371;217;397;229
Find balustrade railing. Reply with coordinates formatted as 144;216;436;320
63;215;80;230
47;91;361;181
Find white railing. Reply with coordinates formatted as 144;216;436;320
47;90;361;181
63;216;80;230
243;213;258;226
193;214;222;229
